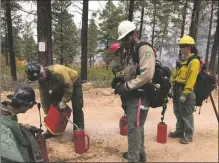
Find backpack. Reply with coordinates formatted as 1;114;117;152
135;42;171;108
184;55;216;106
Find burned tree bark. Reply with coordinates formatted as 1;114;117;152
128;0;135;21
81;0;89;82
179;0;188;59
209;16;218;74
37;0;53;66
139;5;144;40
189;0;201;41
205;0;214;66
6;0;17;81
151;3;157;47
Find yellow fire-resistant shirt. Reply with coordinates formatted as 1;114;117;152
171;54;200;95
38;64;78;113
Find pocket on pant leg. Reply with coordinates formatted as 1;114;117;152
179;94;196;116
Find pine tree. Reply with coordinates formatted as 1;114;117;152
88;18;98;67
22;22;37;61
98;0;125;69
52;0;79;65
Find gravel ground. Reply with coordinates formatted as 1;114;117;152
2;88;218;162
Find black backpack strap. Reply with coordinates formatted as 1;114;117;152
134;42;153;75
177;55;201;69
186;55;201;66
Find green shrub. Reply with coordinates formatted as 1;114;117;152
1;65;115;90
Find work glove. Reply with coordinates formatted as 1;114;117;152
111;76;124;89
58;102;66;111
179;94;187;103
29;126;44;134
20;123;44;134
168;88;174;98
44;115;47;122
115;83;128;95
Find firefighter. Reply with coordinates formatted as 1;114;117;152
25;61;84;139
115;20;155;162
110;42;127;113
168;35;200;144
1;87;44;162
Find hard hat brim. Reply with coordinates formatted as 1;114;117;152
117;33;127;41
117;27;136;41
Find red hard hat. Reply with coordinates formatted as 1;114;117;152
109;43;120;53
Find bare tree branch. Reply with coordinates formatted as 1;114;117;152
74;1;83;5
72;4;95;12
18;8;36;16
98;0;104;11
72;4;83;11
71;10;82;15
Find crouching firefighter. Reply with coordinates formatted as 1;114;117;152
1;87;44;162
25;61;84;139
168;35;200;144
115;20;155;162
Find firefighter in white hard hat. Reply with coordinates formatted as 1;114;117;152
114;20;155;162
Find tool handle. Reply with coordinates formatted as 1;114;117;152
136;97;142;128
210;93;219;123
84;133;90;152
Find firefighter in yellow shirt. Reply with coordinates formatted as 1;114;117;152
25;61;84;139
168;36;200;144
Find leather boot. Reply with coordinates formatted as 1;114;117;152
43;130;54;139
122;152;147;162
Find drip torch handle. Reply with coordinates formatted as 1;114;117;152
37;103;42;130
65;116;79;130
85;133;90;152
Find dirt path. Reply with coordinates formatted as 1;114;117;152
2;88;218;162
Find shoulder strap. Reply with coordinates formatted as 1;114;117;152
135;42;153;75
20;128;44;162
186;55;201;66
135;42;153;64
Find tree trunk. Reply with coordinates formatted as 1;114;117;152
6;0;17;81
5;33;9;66
89;52;92;68
128;0;135;21
209;16;218;74
205;0;214;66
60;1;63;65
151;3;156;47
81;0;89;82
139;5;144;40
189;0;201;41
37;0;53;66
179;0;188;59
159;21;168;62
4;9;9;66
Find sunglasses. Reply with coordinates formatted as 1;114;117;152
179;44;189;48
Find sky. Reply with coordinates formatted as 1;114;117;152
17;1;119;42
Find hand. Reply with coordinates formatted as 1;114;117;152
29;126;44;134
168;88;174;98
111;77;124;89
44;115;47;122
59;102;66;111
115;83;127;95
179;94;187;103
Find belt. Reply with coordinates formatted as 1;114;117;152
174;82;185;88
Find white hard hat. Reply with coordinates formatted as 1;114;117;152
117;20;136;41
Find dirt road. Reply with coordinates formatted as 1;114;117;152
3;88;218;162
